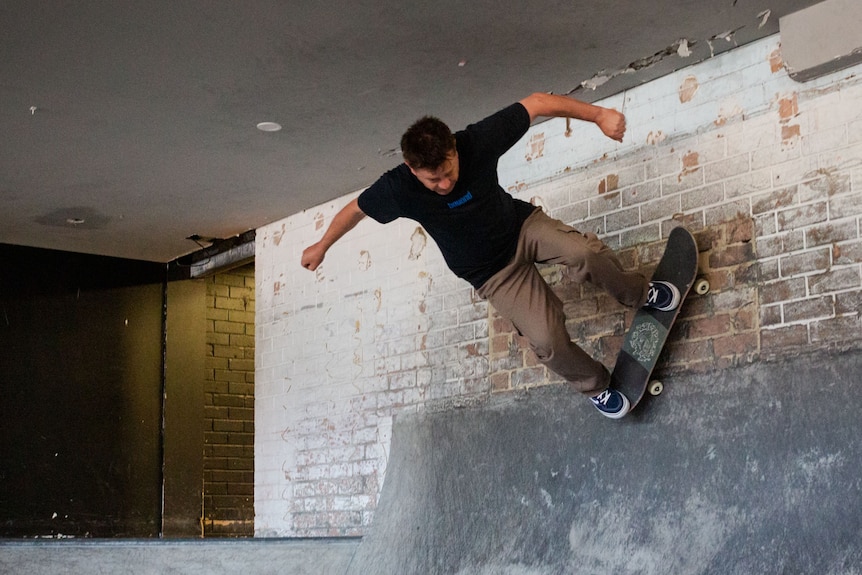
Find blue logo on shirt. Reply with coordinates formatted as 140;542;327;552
447;191;473;209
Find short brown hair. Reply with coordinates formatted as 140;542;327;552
400;116;456;170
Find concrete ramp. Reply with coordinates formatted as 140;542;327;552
347;350;862;575
0;539;359;575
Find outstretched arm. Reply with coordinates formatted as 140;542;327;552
518;92;626;142
301;198;366;271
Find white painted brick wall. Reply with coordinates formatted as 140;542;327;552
256;35;862;537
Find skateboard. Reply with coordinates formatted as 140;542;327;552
610;226;706;410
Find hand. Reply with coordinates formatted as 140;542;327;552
301;242;326;271
595;107;626;142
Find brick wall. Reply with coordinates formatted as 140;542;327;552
255;36;862;537
204;264;255;537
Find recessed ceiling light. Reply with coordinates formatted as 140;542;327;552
256;121;282;132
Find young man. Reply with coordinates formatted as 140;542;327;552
301;92;680;419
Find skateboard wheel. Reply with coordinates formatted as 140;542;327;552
648;381;664;396
694;277;710;295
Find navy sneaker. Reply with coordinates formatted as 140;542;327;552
590;388;630;419
643;281;681;312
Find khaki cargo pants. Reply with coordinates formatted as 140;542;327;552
477;209;649;395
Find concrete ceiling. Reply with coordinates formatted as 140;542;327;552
1;0;821;263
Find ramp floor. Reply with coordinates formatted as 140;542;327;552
346;349;862;575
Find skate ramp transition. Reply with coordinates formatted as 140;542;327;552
346;349;862;575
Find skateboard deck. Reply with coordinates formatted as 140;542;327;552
610;226;699;410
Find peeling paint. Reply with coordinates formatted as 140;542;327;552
769;49;784;74
781;124;801;147
682;151;700;170
581;74;612;91
507;181;528;194
314;212;325;231
525;133;545;162
646;131;666;145
778;94;799;122
715;99;744;127
680;151;700;181
677;38;692;58
627;39;696;71
777;92;802;149
576;39;696;93
707;27;742;57
679;75;700;103
598;174;620;194
757;10;771;29
530;196;549;212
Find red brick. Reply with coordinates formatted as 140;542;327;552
664;338;713;367
726;217;755;244
490;333;511;354
761;325;809;350
511;367;547;387
806;221;858;248
756;232;805;258
760;305;782;327
709;243;756;268
783;297;834;323
732;307;758;331
809;268;861;295
752;186;797;215
777;201;828;231
835;291;862;315
704;269;733;292
810;315;862;345
490;372;510;392
562;297;599;318
760;278;806;305
833;240;862;265
685;314;733;339
713;332;759;358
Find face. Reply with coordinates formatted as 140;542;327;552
408;151;459;195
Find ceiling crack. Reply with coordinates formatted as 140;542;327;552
571;38;696;93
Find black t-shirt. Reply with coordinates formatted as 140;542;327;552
358;102;538;288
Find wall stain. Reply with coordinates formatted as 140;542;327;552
359;250;371;270
273;223;287;246
409;228;427;260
